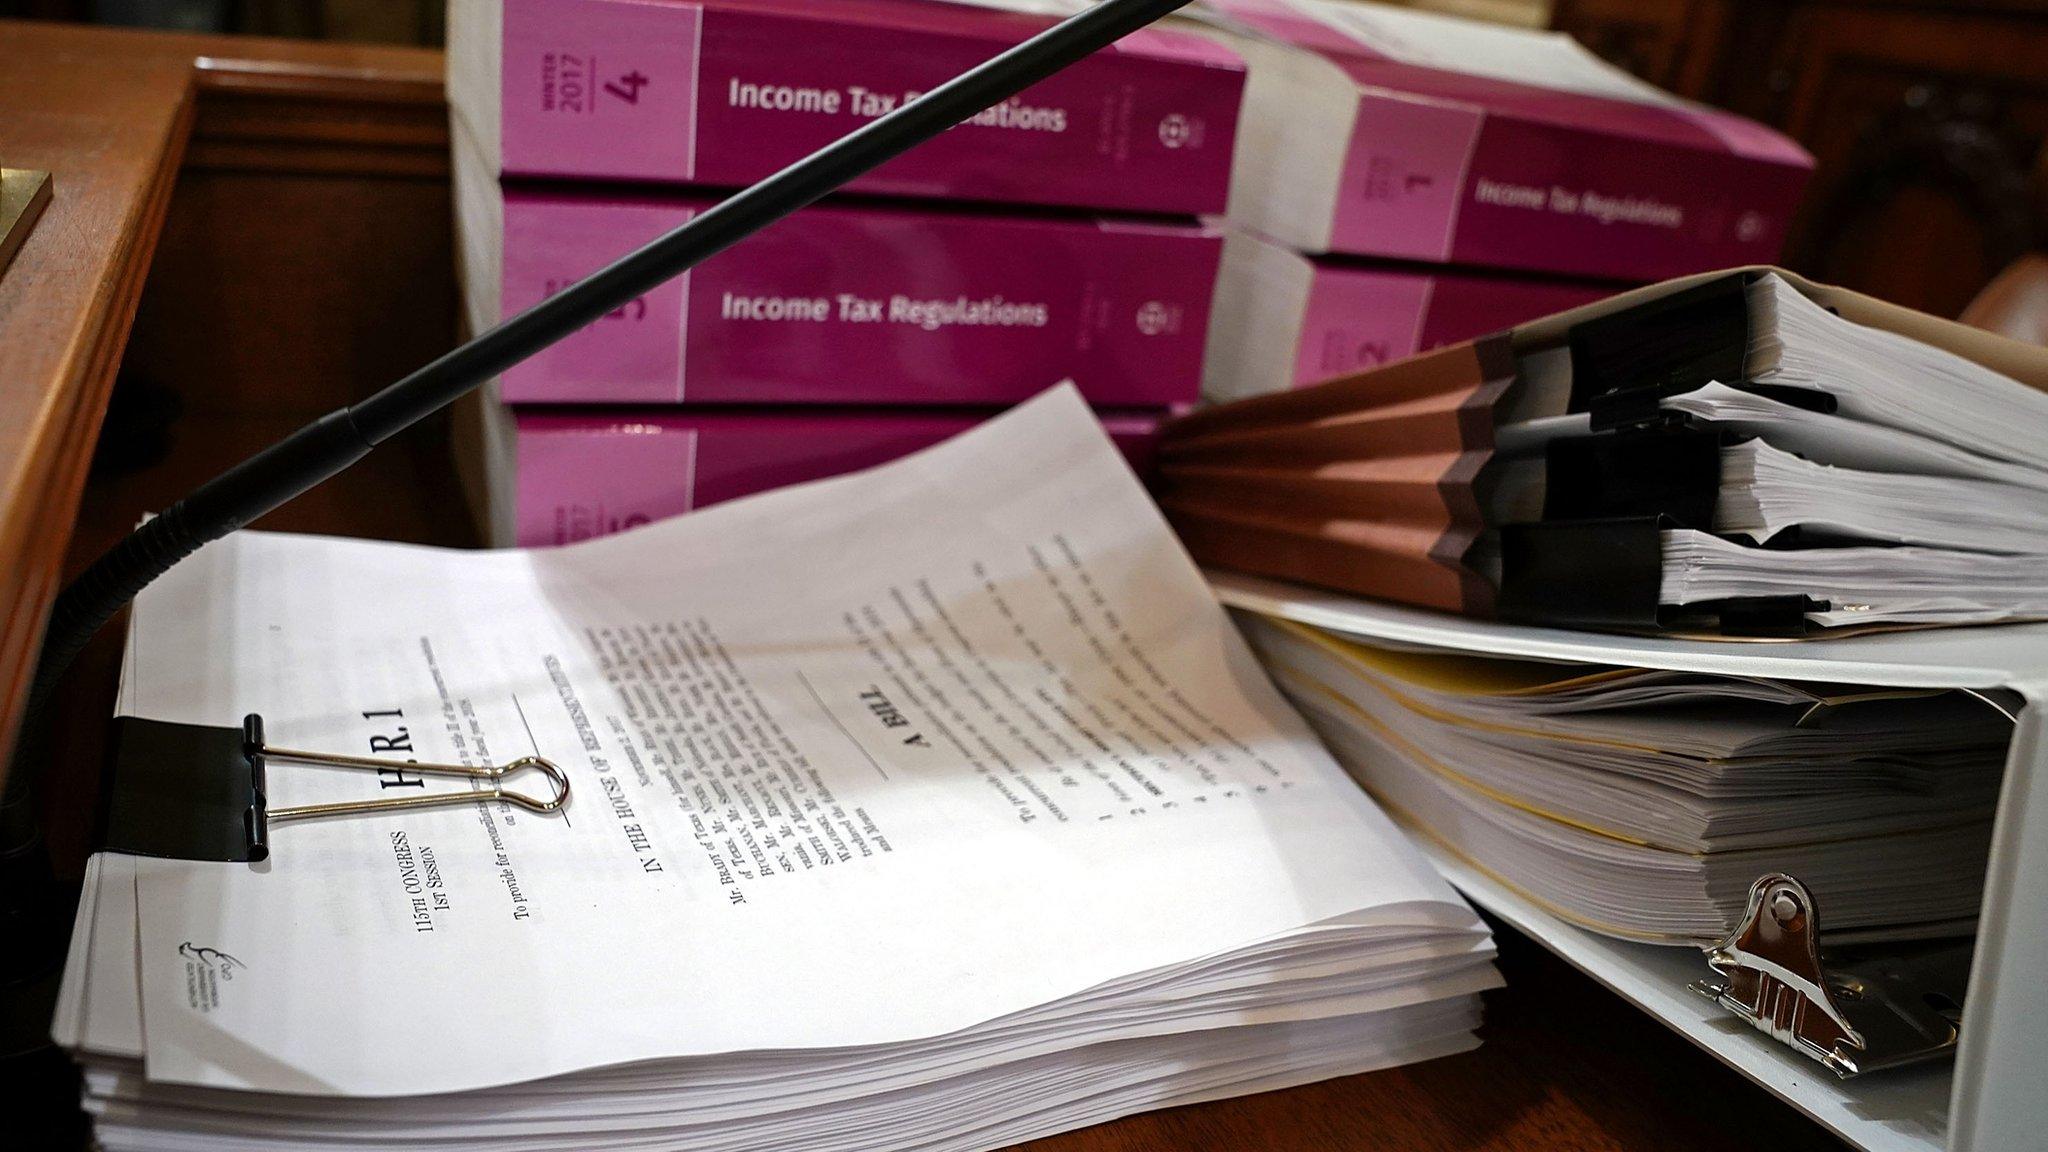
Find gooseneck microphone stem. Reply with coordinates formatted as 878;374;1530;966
23;0;1194;720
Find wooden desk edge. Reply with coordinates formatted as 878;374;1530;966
0;23;445;789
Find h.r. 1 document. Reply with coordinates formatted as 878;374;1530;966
117;385;1474;1095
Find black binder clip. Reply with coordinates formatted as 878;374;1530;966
1568;273;1751;428
1542;429;1722;527
1496;516;1665;630
1497;517;1830;636
1691;873;1969;1077
1565;272;1836;430
103;714;570;863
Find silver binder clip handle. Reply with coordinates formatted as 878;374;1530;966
1690;873;1966;1077
264;748;572;824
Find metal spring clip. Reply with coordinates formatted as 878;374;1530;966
102;713;572;863
1691;873;1969;1077
263;743;571;825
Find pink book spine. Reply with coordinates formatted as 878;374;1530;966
498;190;1223;408
510;407;1167;546
1291;263;1608;385
1327;98;1813;281
493;0;1245;216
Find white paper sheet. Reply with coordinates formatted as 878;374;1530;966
115;386;1471;1095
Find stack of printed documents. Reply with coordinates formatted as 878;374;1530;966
1161;270;2048;634
55;388;1496;1152
1241;613;2011;943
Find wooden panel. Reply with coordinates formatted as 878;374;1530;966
1554;0;2048;315
1769;5;2048;316
120;50;453;418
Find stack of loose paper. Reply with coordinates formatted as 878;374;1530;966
1239;612;2011;944
54;387;1496;1152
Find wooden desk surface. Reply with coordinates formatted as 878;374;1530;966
7;18;1854;1152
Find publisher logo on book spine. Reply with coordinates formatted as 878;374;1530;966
1136;301;1183;337
179;942;246;1014
1156;113;1201;150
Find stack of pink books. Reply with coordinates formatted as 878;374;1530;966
1186;0;1812;400
447;0;1247;546
447;0;1815;546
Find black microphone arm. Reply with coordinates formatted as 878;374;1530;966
24;0;1195;718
